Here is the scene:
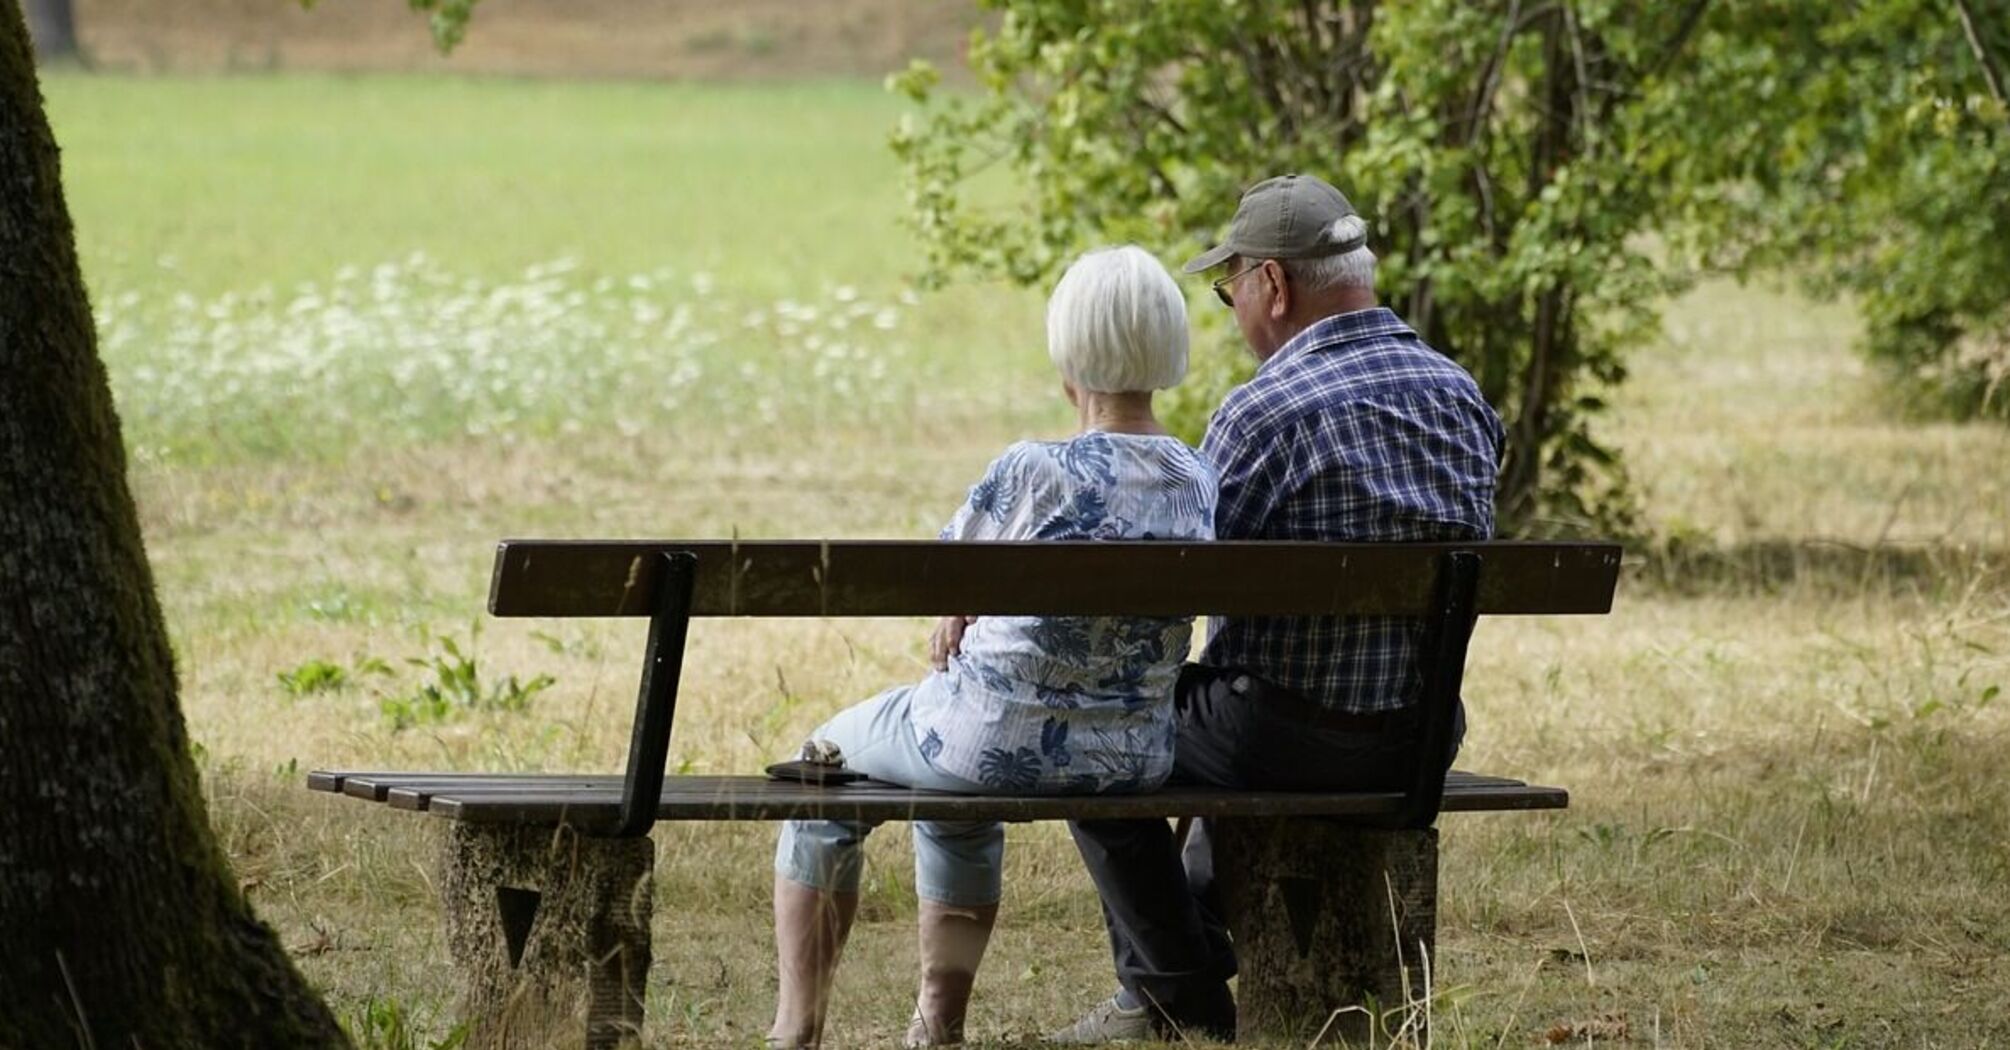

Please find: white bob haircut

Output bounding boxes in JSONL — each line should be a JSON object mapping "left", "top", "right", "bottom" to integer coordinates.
{"left": 1045, "top": 245, "right": 1190, "bottom": 393}
{"left": 1280, "top": 215, "right": 1378, "bottom": 291}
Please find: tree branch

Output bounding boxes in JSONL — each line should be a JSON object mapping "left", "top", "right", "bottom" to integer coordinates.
{"left": 1462, "top": 0, "right": 1522, "bottom": 148}
{"left": 1642, "top": 0, "right": 1712, "bottom": 85}
{"left": 1954, "top": 0, "right": 2008, "bottom": 105}
{"left": 1139, "top": 94, "right": 1189, "bottom": 137}
{"left": 1562, "top": 3, "right": 1597, "bottom": 144}
{"left": 1595, "top": 0, "right": 1711, "bottom": 127}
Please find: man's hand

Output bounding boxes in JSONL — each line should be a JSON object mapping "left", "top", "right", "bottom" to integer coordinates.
{"left": 929, "top": 615, "right": 978, "bottom": 671}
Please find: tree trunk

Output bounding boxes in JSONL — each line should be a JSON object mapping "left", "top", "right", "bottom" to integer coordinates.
{"left": 1497, "top": 8, "right": 1582, "bottom": 526}
{"left": 0, "top": 3, "right": 347, "bottom": 1046}
{"left": 20, "top": 0, "right": 75, "bottom": 63}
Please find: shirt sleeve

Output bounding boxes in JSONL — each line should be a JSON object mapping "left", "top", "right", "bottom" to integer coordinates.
{"left": 1200, "top": 413, "right": 1289, "bottom": 540}
{"left": 941, "top": 443, "right": 1074, "bottom": 541}
{"left": 939, "top": 444, "right": 1030, "bottom": 541}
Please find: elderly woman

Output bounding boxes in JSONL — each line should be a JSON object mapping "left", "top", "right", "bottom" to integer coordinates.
{"left": 768, "top": 246, "right": 1215, "bottom": 1049}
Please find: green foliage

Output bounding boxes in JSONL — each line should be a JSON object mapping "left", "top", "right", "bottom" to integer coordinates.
{"left": 1158, "top": 314, "right": 1255, "bottom": 447}
{"left": 299, "top": 0, "right": 480, "bottom": 54}
{"left": 379, "top": 630, "right": 554, "bottom": 731}
{"left": 892, "top": 0, "right": 2010, "bottom": 529}
{"left": 1662, "top": 0, "right": 2010, "bottom": 421}
{"left": 346, "top": 998, "right": 466, "bottom": 1050}
{"left": 891, "top": 1, "right": 1731, "bottom": 532}
{"left": 276, "top": 655, "right": 393, "bottom": 700}
{"left": 276, "top": 659, "right": 347, "bottom": 697}
{"left": 404, "top": 0, "right": 481, "bottom": 52}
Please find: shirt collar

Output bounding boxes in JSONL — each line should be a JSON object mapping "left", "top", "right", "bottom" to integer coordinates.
{"left": 1257, "top": 307, "right": 1413, "bottom": 375}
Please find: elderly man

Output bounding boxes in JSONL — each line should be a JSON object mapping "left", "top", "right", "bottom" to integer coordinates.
{"left": 1051, "top": 175, "right": 1505, "bottom": 1043}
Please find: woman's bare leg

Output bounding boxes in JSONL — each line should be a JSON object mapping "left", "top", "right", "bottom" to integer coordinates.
{"left": 770, "top": 874, "right": 860, "bottom": 1048}
{"left": 907, "top": 898, "right": 1000, "bottom": 1046}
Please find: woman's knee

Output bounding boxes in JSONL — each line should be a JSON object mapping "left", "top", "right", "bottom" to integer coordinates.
{"left": 775, "top": 818, "right": 874, "bottom": 894}
{"left": 913, "top": 820, "right": 1005, "bottom": 907}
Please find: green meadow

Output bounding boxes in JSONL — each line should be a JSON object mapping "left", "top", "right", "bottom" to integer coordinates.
{"left": 44, "top": 72, "right": 2010, "bottom": 1047}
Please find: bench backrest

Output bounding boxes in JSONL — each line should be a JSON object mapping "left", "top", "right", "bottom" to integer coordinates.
{"left": 488, "top": 540, "right": 1621, "bottom": 617}
{"left": 487, "top": 539, "right": 1622, "bottom": 837}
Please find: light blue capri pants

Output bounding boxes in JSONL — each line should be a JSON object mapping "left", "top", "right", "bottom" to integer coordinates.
{"left": 774, "top": 685, "right": 1005, "bottom": 908}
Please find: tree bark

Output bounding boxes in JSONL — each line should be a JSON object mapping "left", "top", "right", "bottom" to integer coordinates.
{"left": 20, "top": 0, "right": 75, "bottom": 63}
{"left": 0, "top": 2, "right": 347, "bottom": 1045}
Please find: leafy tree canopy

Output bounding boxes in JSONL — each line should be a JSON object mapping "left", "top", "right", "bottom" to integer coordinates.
{"left": 1674, "top": 0, "right": 2009, "bottom": 420}
{"left": 891, "top": 0, "right": 2010, "bottom": 532}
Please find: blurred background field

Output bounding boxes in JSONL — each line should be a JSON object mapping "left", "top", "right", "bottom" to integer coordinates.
{"left": 63, "top": 0, "right": 977, "bottom": 81}
{"left": 41, "top": 48, "right": 2010, "bottom": 1050}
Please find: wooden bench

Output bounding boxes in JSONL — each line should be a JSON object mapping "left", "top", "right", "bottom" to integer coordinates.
{"left": 308, "top": 539, "right": 1619, "bottom": 1048}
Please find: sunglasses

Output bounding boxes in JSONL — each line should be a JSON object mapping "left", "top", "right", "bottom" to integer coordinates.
{"left": 1211, "top": 260, "right": 1264, "bottom": 307}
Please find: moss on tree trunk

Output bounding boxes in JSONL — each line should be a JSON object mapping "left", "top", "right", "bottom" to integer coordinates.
{"left": 0, "top": 1, "right": 347, "bottom": 1044}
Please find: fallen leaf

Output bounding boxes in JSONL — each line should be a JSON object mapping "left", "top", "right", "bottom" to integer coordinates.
{"left": 1544, "top": 1012, "right": 1630, "bottom": 1043}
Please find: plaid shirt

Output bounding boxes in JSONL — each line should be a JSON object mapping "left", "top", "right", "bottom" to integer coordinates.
{"left": 1199, "top": 307, "right": 1503, "bottom": 713}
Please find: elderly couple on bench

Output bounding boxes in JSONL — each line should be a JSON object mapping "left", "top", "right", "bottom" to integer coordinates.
{"left": 767, "top": 173, "right": 1502, "bottom": 1048}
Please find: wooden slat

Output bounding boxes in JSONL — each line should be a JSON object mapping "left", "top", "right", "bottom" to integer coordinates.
{"left": 311, "top": 771, "right": 624, "bottom": 801}
{"left": 383, "top": 776, "right": 622, "bottom": 811}
{"left": 336, "top": 772, "right": 608, "bottom": 803}
{"left": 312, "top": 770, "right": 1534, "bottom": 804}
{"left": 306, "top": 770, "right": 350, "bottom": 792}
{"left": 487, "top": 540, "right": 1621, "bottom": 619}
{"left": 307, "top": 771, "right": 1566, "bottom": 826}
{"left": 431, "top": 783, "right": 1567, "bottom": 826}
{"left": 384, "top": 779, "right": 1546, "bottom": 813}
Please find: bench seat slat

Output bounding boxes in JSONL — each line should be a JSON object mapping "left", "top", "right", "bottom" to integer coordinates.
{"left": 332, "top": 772, "right": 620, "bottom": 802}
{"left": 316, "top": 771, "right": 1531, "bottom": 803}
{"left": 309, "top": 770, "right": 1566, "bottom": 825}
{"left": 489, "top": 540, "right": 1622, "bottom": 618}
{"left": 370, "top": 771, "right": 1536, "bottom": 811}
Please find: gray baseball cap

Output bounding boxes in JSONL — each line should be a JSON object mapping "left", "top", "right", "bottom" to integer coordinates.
{"left": 1181, "top": 174, "right": 1366, "bottom": 274}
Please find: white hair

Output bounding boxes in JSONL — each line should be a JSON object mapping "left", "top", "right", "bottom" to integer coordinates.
{"left": 1281, "top": 215, "right": 1377, "bottom": 291}
{"left": 1045, "top": 245, "right": 1190, "bottom": 393}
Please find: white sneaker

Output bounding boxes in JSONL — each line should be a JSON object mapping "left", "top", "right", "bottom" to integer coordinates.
{"left": 1045, "top": 996, "right": 1154, "bottom": 1043}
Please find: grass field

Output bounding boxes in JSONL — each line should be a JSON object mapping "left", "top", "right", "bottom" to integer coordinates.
{"left": 43, "top": 71, "right": 2010, "bottom": 1048}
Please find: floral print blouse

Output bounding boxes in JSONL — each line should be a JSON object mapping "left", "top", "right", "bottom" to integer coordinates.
{"left": 906, "top": 431, "right": 1217, "bottom": 793}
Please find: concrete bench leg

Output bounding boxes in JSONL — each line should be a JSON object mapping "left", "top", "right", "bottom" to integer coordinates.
{"left": 1214, "top": 820, "right": 1438, "bottom": 1046}
{"left": 438, "top": 823, "right": 655, "bottom": 1050}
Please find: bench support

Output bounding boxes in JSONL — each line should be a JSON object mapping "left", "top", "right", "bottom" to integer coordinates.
{"left": 616, "top": 550, "right": 697, "bottom": 838}
{"left": 1216, "top": 819, "right": 1438, "bottom": 1046}
{"left": 438, "top": 823, "right": 655, "bottom": 1050}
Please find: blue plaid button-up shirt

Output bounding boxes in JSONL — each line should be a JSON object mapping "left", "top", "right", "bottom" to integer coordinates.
{"left": 1199, "top": 307, "right": 1504, "bottom": 713}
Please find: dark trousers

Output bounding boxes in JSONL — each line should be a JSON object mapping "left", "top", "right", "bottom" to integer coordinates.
{"left": 1068, "top": 664, "right": 1466, "bottom": 1035}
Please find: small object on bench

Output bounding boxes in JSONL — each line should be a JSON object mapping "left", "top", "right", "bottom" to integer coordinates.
{"left": 765, "top": 738, "right": 870, "bottom": 785}
{"left": 308, "top": 539, "right": 1620, "bottom": 1048}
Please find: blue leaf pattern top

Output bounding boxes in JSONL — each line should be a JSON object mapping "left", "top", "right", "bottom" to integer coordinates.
{"left": 1039, "top": 717, "right": 1072, "bottom": 767}
{"left": 976, "top": 747, "right": 1044, "bottom": 791}
{"left": 911, "top": 433, "right": 1218, "bottom": 794}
